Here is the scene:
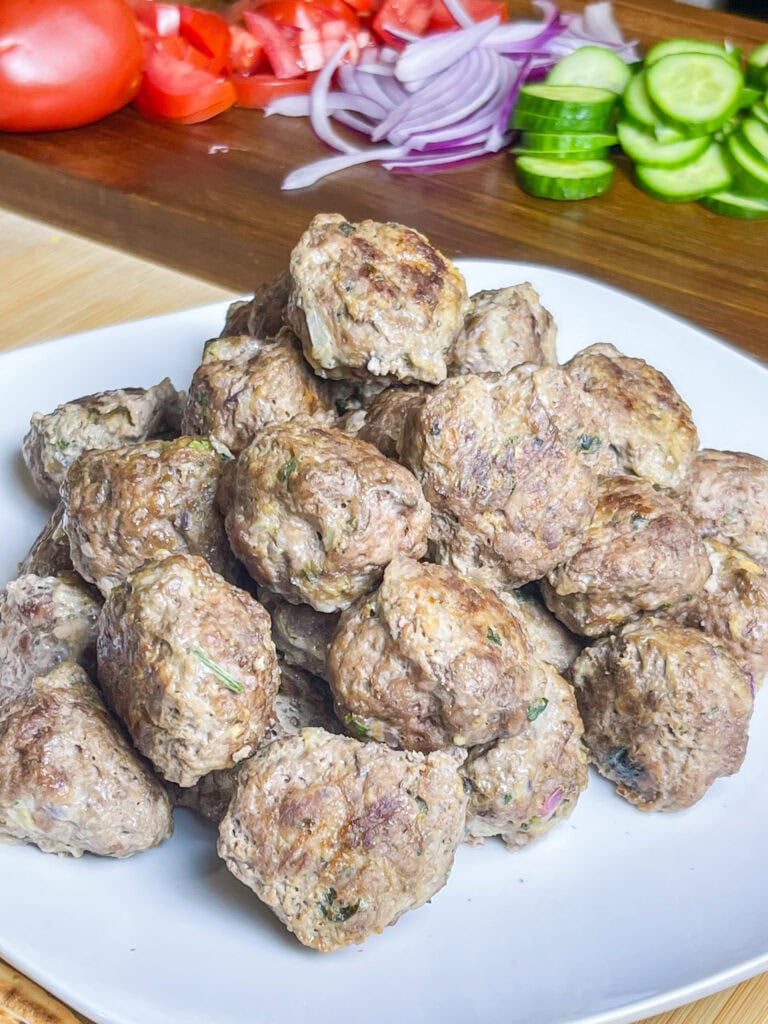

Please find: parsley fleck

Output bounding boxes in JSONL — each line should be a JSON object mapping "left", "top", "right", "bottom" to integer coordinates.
{"left": 577, "top": 434, "right": 602, "bottom": 454}
{"left": 319, "top": 887, "right": 359, "bottom": 922}
{"left": 429, "top": 423, "right": 442, "bottom": 436}
{"left": 339, "top": 221, "right": 355, "bottom": 237}
{"left": 526, "top": 697, "right": 549, "bottom": 721}
{"left": 277, "top": 456, "right": 298, "bottom": 487}
{"left": 415, "top": 796, "right": 429, "bottom": 815}
{"left": 57, "top": 439, "right": 71, "bottom": 452}
{"left": 606, "top": 746, "right": 643, "bottom": 786}
{"left": 487, "top": 626, "right": 503, "bottom": 647}
{"left": 462, "top": 776, "right": 474, "bottom": 795}
{"left": 344, "top": 713, "right": 371, "bottom": 737}
{"left": 195, "top": 390, "right": 209, "bottom": 407}
{"left": 630, "top": 512, "right": 648, "bottom": 528}
{"left": 503, "top": 793, "right": 513, "bottom": 805}
{"left": 186, "top": 438, "right": 213, "bottom": 451}
{"left": 189, "top": 648, "right": 244, "bottom": 693}
{"left": 301, "top": 563, "right": 321, "bottom": 585}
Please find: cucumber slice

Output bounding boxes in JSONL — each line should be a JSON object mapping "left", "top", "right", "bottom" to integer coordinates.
{"left": 700, "top": 189, "right": 768, "bottom": 219}
{"left": 635, "top": 142, "right": 732, "bottom": 201}
{"left": 514, "top": 84, "right": 618, "bottom": 132}
{"left": 516, "top": 156, "right": 614, "bottom": 200}
{"left": 520, "top": 130, "right": 618, "bottom": 153}
{"left": 513, "top": 147, "right": 610, "bottom": 160}
{"left": 740, "top": 117, "right": 768, "bottom": 162}
{"left": 546, "top": 45, "right": 631, "bottom": 95}
{"left": 752, "top": 102, "right": 768, "bottom": 128}
{"left": 622, "top": 73, "right": 691, "bottom": 141}
{"left": 746, "top": 42, "right": 768, "bottom": 90}
{"left": 617, "top": 120, "right": 710, "bottom": 167}
{"left": 645, "top": 38, "right": 740, "bottom": 67}
{"left": 727, "top": 133, "right": 768, "bottom": 197}
{"left": 645, "top": 53, "right": 744, "bottom": 133}
{"left": 739, "top": 87, "right": 763, "bottom": 109}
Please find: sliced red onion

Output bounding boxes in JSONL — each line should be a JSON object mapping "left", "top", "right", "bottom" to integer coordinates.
{"left": 283, "top": 144, "right": 406, "bottom": 190}
{"left": 541, "top": 787, "right": 564, "bottom": 819}
{"left": 267, "top": 92, "right": 386, "bottom": 119}
{"left": 485, "top": 55, "right": 530, "bottom": 152}
{"left": 395, "top": 17, "right": 499, "bottom": 84}
{"left": 438, "top": 0, "right": 476, "bottom": 30}
{"left": 383, "top": 143, "right": 489, "bottom": 171}
{"left": 309, "top": 39, "right": 358, "bottom": 155}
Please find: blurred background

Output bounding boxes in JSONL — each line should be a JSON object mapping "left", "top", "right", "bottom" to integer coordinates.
{"left": 688, "top": 0, "right": 766, "bottom": 12}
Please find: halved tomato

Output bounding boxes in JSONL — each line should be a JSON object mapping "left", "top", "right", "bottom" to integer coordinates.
{"left": 232, "top": 71, "right": 313, "bottom": 107}
{"left": 134, "top": 48, "right": 236, "bottom": 122}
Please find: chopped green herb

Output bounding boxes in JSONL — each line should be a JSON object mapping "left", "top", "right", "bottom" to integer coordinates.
{"left": 507, "top": 434, "right": 520, "bottom": 446}
{"left": 683, "top": 592, "right": 694, "bottom": 602}
{"left": 526, "top": 697, "right": 549, "bottom": 721}
{"left": 189, "top": 648, "right": 244, "bottom": 693}
{"left": 606, "top": 746, "right": 643, "bottom": 787}
{"left": 344, "top": 713, "right": 371, "bottom": 737}
{"left": 462, "top": 776, "right": 474, "bottom": 795}
{"left": 57, "top": 438, "right": 71, "bottom": 452}
{"left": 630, "top": 512, "right": 648, "bottom": 528}
{"left": 339, "top": 221, "right": 355, "bottom": 236}
{"left": 277, "top": 456, "right": 298, "bottom": 487}
{"left": 503, "top": 793, "right": 513, "bottom": 805}
{"left": 487, "top": 626, "right": 503, "bottom": 647}
{"left": 577, "top": 434, "right": 602, "bottom": 454}
{"left": 195, "top": 390, "right": 209, "bottom": 407}
{"left": 187, "top": 438, "right": 213, "bottom": 451}
{"left": 301, "top": 563, "right": 321, "bottom": 585}
{"left": 319, "top": 887, "right": 359, "bottom": 922}
{"left": 414, "top": 795, "right": 429, "bottom": 815}
{"left": 429, "top": 423, "right": 442, "bottom": 437}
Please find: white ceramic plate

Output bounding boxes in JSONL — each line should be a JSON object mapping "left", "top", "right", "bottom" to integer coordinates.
{"left": 1, "top": 260, "right": 766, "bottom": 1024}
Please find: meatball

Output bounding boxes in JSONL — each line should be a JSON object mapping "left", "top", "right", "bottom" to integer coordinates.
{"left": 286, "top": 213, "right": 468, "bottom": 384}
{"left": 173, "top": 661, "right": 340, "bottom": 822}
{"left": 328, "top": 557, "right": 539, "bottom": 751}
{"left": 0, "top": 573, "right": 100, "bottom": 716}
{"left": 258, "top": 589, "right": 338, "bottom": 679}
{"left": 664, "top": 540, "right": 768, "bottom": 688}
{"left": 401, "top": 366, "right": 599, "bottom": 585}
{"left": 182, "top": 328, "right": 330, "bottom": 455}
{"left": 676, "top": 449, "right": 768, "bottom": 568}
{"left": 22, "top": 378, "right": 182, "bottom": 504}
{"left": 449, "top": 284, "right": 557, "bottom": 376}
{"left": 0, "top": 662, "right": 173, "bottom": 857}
{"left": 356, "top": 385, "right": 427, "bottom": 460}
{"left": 17, "top": 504, "right": 72, "bottom": 577}
{"left": 499, "top": 587, "right": 582, "bottom": 674}
{"left": 97, "top": 554, "right": 279, "bottom": 787}
{"left": 63, "top": 436, "right": 236, "bottom": 595}
{"left": 218, "top": 728, "right": 468, "bottom": 951}
{"left": 221, "top": 270, "right": 291, "bottom": 339}
{"left": 463, "top": 663, "right": 588, "bottom": 848}
{"left": 572, "top": 619, "right": 752, "bottom": 811}
{"left": 541, "top": 476, "right": 711, "bottom": 637}
{"left": 564, "top": 343, "right": 698, "bottom": 488}
{"left": 226, "top": 421, "right": 430, "bottom": 612}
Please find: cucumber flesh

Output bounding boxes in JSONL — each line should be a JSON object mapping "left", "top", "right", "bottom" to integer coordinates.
{"left": 645, "top": 53, "right": 744, "bottom": 133}
{"left": 635, "top": 142, "right": 732, "bottom": 200}
{"left": 746, "top": 43, "right": 768, "bottom": 90}
{"left": 645, "top": 38, "right": 740, "bottom": 67}
{"left": 520, "top": 130, "right": 618, "bottom": 153}
{"left": 617, "top": 120, "right": 710, "bottom": 167}
{"left": 622, "top": 72, "right": 659, "bottom": 128}
{"left": 752, "top": 102, "right": 768, "bottom": 128}
{"left": 739, "top": 87, "right": 763, "bottom": 110}
{"left": 513, "top": 147, "right": 610, "bottom": 160}
{"left": 516, "top": 156, "right": 614, "bottom": 200}
{"left": 514, "top": 83, "right": 618, "bottom": 131}
{"left": 547, "top": 45, "right": 631, "bottom": 95}
{"left": 727, "top": 133, "right": 768, "bottom": 196}
{"left": 700, "top": 188, "right": 768, "bottom": 219}
{"left": 740, "top": 117, "right": 768, "bottom": 162}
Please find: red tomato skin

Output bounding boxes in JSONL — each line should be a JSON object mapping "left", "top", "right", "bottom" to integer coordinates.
{"left": 178, "top": 6, "right": 231, "bottom": 71}
{"left": 0, "top": 0, "right": 145, "bottom": 131}
{"left": 133, "top": 48, "right": 236, "bottom": 122}
{"left": 232, "top": 71, "right": 313, "bottom": 107}
{"left": 372, "top": 0, "right": 432, "bottom": 48}
{"left": 428, "top": 0, "right": 506, "bottom": 30}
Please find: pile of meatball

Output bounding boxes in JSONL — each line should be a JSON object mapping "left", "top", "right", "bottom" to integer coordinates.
{"left": 1, "top": 213, "right": 766, "bottom": 953}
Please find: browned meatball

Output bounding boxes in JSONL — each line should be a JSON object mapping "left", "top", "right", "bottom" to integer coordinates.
{"left": 22, "top": 378, "right": 183, "bottom": 504}
{"left": 356, "top": 385, "right": 427, "bottom": 460}
{"left": 226, "top": 421, "right": 430, "bottom": 612}
{"left": 499, "top": 587, "right": 583, "bottom": 674}
{"left": 217, "top": 728, "right": 467, "bottom": 951}
{"left": 564, "top": 343, "right": 698, "bottom": 488}
{"left": 572, "top": 619, "right": 752, "bottom": 811}
{"left": 0, "top": 573, "right": 100, "bottom": 716}
{"left": 63, "top": 436, "right": 236, "bottom": 595}
{"left": 0, "top": 662, "right": 173, "bottom": 857}
{"left": 676, "top": 449, "right": 768, "bottom": 568}
{"left": 401, "top": 366, "right": 600, "bottom": 585}
{"left": 97, "top": 554, "right": 279, "bottom": 787}
{"left": 173, "top": 661, "right": 340, "bottom": 822}
{"left": 463, "top": 663, "right": 587, "bottom": 848}
{"left": 221, "top": 271, "right": 290, "bottom": 339}
{"left": 17, "top": 504, "right": 72, "bottom": 577}
{"left": 286, "top": 213, "right": 468, "bottom": 384}
{"left": 258, "top": 589, "right": 338, "bottom": 679}
{"left": 182, "top": 328, "right": 330, "bottom": 455}
{"left": 328, "top": 557, "right": 538, "bottom": 751}
{"left": 449, "top": 284, "right": 557, "bottom": 376}
{"left": 541, "top": 476, "right": 711, "bottom": 637}
{"left": 663, "top": 541, "right": 768, "bottom": 688}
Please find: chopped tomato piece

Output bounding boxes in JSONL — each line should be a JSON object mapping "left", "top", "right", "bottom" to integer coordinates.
{"left": 178, "top": 6, "right": 231, "bottom": 71}
{"left": 134, "top": 48, "right": 236, "bottom": 122}
{"left": 306, "top": 0, "right": 360, "bottom": 29}
{"left": 255, "top": 0, "right": 326, "bottom": 29}
{"left": 130, "top": 0, "right": 181, "bottom": 37}
{"left": 232, "top": 71, "right": 313, "bottom": 107}
{"left": 228, "top": 25, "right": 266, "bottom": 74}
{"left": 337, "top": 0, "right": 374, "bottom": 13}
{"left": 243, "top": 10, "right": 303, "bottom": 78}
{"left": 428, "top": 0, "right": 507, "bottom": 29}
{"left": 373, "top": 0, "right": 432, "bottom": 48}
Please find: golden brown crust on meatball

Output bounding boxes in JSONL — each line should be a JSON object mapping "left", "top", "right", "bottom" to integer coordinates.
{"left": 356, "top": 385, "right": 428, "bottom": 460}
{"left": 221, "top": 271, "right": 291, "bottom": 340}
{"left": 572, "top": 619, "right": 752, "bottom": 811}
{"left": 97, "top": 555, "right": 279, "bottom": 787}
{"left": 217, "top": 728, "right": 468, "bottom": 950}
{"left": 225, "top": 422, "right": 430, "bottom": 612}
{"left": 286, "top": 214, "right": 469, "bottom": 384}
{"left": 258, "top": 589, "right": 338, "bottom": 679}
{"left": 0, "top": 663, "right": 173, "bottom": 857}
{"left": 17, "top": 504, "right": 73, "bottom": 578}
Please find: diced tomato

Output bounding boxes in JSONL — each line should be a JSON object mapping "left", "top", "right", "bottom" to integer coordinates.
{"left": 228, "top": 25, "right": 266, "bottom": 74}
{"left": 232, "top": 71, "right": 313, "bottom": 107}
{"left": 130, "top": 0, "right": 181, "bottom": 37}
{"left": 309, "top": 0, "right": 361, "bottom": 29}
{"left": 243, "top": 10, "right": 303, "bottom": 78}
{"left": 255, "top": 0, "right": 326, "bottom": 29}
{"left": 338, "top": 0, "right": 374, "bottom": 13}
{"left": 133, "top": 48, "right": 236, "bottom": 122}
{"left": 428, "top": 0, "right": 507, "bottom": 30}
{"left": 178, "top": 6, "right": 231, "bottom": 71}
{"left": 372, "top": 0, "right": 432, "bottom": 48}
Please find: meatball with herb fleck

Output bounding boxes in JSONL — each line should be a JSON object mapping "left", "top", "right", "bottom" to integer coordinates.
{"left": 463, "top": 663, "right": 588, "bottom": 848}
{"left": 449, "top": 283, "right": 557, "bottom": 376}
{"left": 572, "top": 619, "right": 753, "bottom": 812}
{"left": 541, "top": 475, "right": 711, "bottom": 637}
{"left": 97, "top": 554, "right": 279, "bottom": 787}
{"left": 401, "top": 366, "right": 600, "bottom": 586}
{"left": 0, "top": 572, "right": 100, "bottom": 716}
{"left": 0, "top": 662, "right": 173, "bottom": 858}
{"left": 226, "top": 421, "right": 430, "bottom": 612}
{"left": 182, "top": 328, "right": 330, "bottom": 455}
{"left": 286, "top": 213, "right": 469, "bottom": 384}
{"left": 22, "top": 378, "right": 183, "bottom": 504}
{"left": 218, "top": 728, "right": 468, "bottom": 951}
{"left": 327, "top": 557, "right": 539, "bottom": 752}
{"left": 63, "top": 436, "right": 237, "bottom": 595}
{"left": 564, "top": 343, "right": 698, "bottom": 489}
{"left": 676, "top": 449, "right": 768, "bottom": 568}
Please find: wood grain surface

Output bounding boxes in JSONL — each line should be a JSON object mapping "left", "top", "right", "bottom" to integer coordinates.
{"left": 0, "top": 0, "right": 766, "bottom": 361}
{"left": 0, "top": 207, "right": 766, "bottom": 1024}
